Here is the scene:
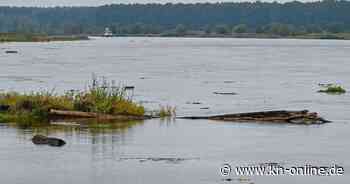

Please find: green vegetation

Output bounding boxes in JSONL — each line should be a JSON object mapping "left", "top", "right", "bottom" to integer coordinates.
{"left": 1, "top": 0, "right": 350, "bottom": 39}
{"left": 0, "top": 33, "right": 88, "bottom": 42}
{"left": 0, "top": 76, "right": 145, "bottom": 124}
{"left": 175, "top": 24, "right": 187, "bottom": 36}
{"left": 151, "top": 105, "right": 176, "bottom": 118}
{"left": 318, "top": 84, "right": 346, "bottom": 94}
{"left": 0, "top": 33, "right": 36, "bottom": 42}
{"left": 233, "top": 24, "right": 248, "bottom": 34}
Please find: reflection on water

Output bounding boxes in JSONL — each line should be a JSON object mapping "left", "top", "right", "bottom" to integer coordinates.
{"left": 0, "top": 117, "right": 348, "bottom": 184}
{"left": 7, "top": 119, "right": 145, "bottom": 145}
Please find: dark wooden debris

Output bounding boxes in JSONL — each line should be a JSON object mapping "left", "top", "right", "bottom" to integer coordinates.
{"left": 32, "top": 135, "right": 66, "bottom": 147}
{"left": 213, "top": 92, "right": 237, "bottom": 95}
{"left": 179, "top": 110, "right": 330, "bottom": 124}
{"left": 5, "top": 50, "right": 18, "bottom": 54}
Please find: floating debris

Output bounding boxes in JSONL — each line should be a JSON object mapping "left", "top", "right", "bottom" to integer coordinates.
{"left": 124, "top": 86, "right": 135, "bottom": 90}
{"left": 180, "top": 110, "right": 330, "bottom": 125}
{"left": 258, "top": 162, "right": 284, "bottom": 167}
{"left": 223, "top": 81, "right": 235, "bottom": 84}
{"left": 213, "top": 92, "right": 237, "bottom": 95}
{"left": 32, "top": 135, "right": 66, "bottom": 147}
{"left": 222, "top": 178, "right": 233, "bottom": 182}
{"left": 139, "top": 77, "right": 150, "bottom": 80}
{"left": 119, "top": 157, "right": 199, "bottom": 164}
{"left": 139, "top": 100, "right": 158, "bottom": 104}
{"left": 186, "top": 101, "right": 202, "bottom": 105}
{"left": 221, "top": 177, "right": 252, "bottom": 183}
{"left": 318, "top": 83, "right": 334, "bottom": 87}
{"left": 5, "top": 50, "right": 18, "bottom": 54}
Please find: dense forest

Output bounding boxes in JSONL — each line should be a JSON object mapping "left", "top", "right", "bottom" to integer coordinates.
{"left": 0, "top": 0, "right": 350, "bottom": 36}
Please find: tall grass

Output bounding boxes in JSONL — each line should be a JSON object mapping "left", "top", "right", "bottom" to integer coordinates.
{"left": 0, "top": 75, "right": 145, "bottom": 124}
{"left": 150, "top": 105, "right": 176, "bottom": 118}
{"left": 0, "top": 90, "right": 75, "bottom": 122}
{"left": 72, "top": 75, "right": 144, "bottom": 116}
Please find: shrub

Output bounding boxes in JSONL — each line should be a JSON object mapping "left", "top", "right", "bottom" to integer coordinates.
{"left": 318, "top": 84, "right": 346, "bottom": 94}
{"left": 157, "top": 105, "right": 176, "bottom": 118}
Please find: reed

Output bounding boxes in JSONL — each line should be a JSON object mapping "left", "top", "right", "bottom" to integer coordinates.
{"left": 0, "top": 75, "right": 145, "bottom": 124}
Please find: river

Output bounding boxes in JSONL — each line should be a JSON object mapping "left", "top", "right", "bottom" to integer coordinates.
{"left": 0, "top": 37, "right": 349, "bottom": 183}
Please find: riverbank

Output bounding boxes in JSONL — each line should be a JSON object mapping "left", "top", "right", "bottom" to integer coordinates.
{"left": 94, "top": 32, "right": 350, "bottom": 40}
{"left": 2, "top": 32, "right": 349, "bottom": 42}
{"left": 0, "top": 33, "right": 89, "bottom": 42}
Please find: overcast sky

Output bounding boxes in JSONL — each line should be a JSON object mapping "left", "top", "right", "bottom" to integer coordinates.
{"left": 0, "top": 0, "right": 310, "bottom": 7}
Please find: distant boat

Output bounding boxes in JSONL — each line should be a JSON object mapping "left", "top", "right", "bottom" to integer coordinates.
{"left": 103, "top": 27, "right": 113, "bottom": 37}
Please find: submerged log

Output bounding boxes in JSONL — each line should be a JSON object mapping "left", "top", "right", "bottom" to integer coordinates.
{"left": 49, "top": 109, "right": 151, "bottom": 121}
{"left": 180, "top": 110, "right": 330, "bottom": 124}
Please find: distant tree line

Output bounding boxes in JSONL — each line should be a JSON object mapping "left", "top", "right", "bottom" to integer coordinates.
{"left": 0, "top": 0, "right": 350, "bottom": 36}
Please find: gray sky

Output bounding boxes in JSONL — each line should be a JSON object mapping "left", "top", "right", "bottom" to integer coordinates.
{"left": 0, "top": 0, "right": 308, "bottom": 7}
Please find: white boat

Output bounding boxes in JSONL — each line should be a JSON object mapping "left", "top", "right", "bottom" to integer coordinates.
{"left": 103, "top": 27, "right": 113, "bottom": 37}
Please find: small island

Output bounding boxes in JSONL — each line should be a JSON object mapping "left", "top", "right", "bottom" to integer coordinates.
{"left": 0, "top": 76, "right": 146, "bottom": 126}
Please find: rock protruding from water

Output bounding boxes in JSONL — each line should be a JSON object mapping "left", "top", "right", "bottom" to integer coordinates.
{"left": 32, "top": 135, "right": 66, "bottom": 147}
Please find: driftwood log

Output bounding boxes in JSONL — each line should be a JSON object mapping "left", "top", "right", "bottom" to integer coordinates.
{"left": 180, "top": 110, "right": 330, "bottom": 124}
{"left": 49, "top": 109, "right": 151, "bottom": 121}
{"left": 49, "top": 109, "right": 329, "bottom": 124}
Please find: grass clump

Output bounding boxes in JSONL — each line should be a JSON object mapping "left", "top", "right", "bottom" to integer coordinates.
{"left": 152, "top": 105, "right": 176, "bottom": 118}
{"left": 318, "top": 84, "right": 346, "bottom": 94}
{"left": 0, "top": 90, "right": 75, "bottom": 123}
{"left": 0, "top": 75, "right": 145, "bottom": 124}
{"left": 72, "top": 75, "right": 144, "bottom": 116}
